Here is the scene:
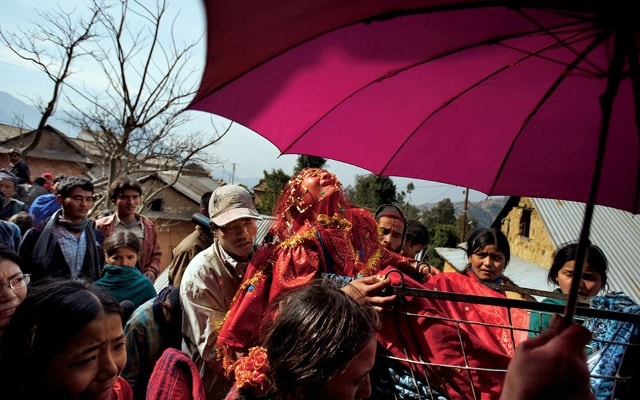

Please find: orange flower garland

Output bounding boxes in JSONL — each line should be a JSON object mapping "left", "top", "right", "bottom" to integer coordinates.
{"left": 234, "top": 346, "right": 273, "bottom": 396}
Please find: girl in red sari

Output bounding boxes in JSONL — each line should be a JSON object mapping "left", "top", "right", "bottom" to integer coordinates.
{"left": 218, "top": 168, "right": 528, "bottom": 400}
{"left": 216, "top": 168, "right": 422, "bottom": 367}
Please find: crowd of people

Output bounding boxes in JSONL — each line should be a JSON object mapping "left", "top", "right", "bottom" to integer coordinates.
{"left": 0, "top": 154, "right": 634, "bottom": 399}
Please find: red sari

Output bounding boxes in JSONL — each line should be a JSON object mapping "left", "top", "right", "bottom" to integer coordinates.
{"left": 378, "top": 267, "right": 530, "bottom": 400}
{"left": 216, "top": 207, "right": 408, "bottom": 366}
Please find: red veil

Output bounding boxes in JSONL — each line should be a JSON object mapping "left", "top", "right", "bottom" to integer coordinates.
{"left": 216, "top": 168, "right": 408, "bottom": 367}
{"left": 217, "top": 168, "right": 530, "bottom": 399}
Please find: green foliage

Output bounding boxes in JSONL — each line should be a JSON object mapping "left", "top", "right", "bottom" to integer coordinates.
{"left": 400, "top": 199, "right": 421, "bottom": 220}
{"left": 406, "top": 182, "right": 415, "bottom": 193}
{"left": 256, "top": 169, "right": 291, "bottom": 215}
{"left": 420, "top": 199, "right": 458, "bottom": 268}
{"left": 423, "top": 224, "right": 460, "bottom": 268}
{"left": 292, "top": 155, "right": 327, "bottom": 175}
{"left": 349, "top": 173, "right": 397, "bottom": 210}
{"left": 423, "top": 198, "right": 456, "bottom": 228}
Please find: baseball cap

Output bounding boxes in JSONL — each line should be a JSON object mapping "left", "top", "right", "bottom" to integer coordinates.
{"left": 0, "top": 169, "right": 18, "bottom": 184}
{"left": 209, "top": 185, "right": 260, "bottom": 227}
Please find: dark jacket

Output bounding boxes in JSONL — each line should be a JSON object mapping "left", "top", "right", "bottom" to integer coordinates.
{"left": 19, "top": 213, "right": 104, "bottom": 283}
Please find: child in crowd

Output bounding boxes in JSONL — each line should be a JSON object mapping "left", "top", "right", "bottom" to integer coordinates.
{"left": 529, "top": 242, "right": 608, "bottom": 336}
{"left": 0, "top": 279, "right": 132, "bottom": 399}
{"left": 94, "top": 230, "right": 157, "bottom": 311}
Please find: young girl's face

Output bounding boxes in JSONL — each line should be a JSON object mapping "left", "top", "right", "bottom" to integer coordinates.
{"left": 556, "top": 260, "right": 603, "bottom": 298}
{"left": 46, "top": 311, "right": 126, "bottom": 400}
{"left": 106, "top": 247, "right": 138, "bottom": 267}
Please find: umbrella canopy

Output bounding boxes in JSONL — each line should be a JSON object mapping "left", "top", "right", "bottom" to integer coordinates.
{"left": 190, "top": 0, "right": 640, "bottom": 321}
{"left": 190, "top": 0, "right": 639, "bottom": 215}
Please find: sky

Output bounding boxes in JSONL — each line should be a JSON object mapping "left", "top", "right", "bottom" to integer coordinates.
{"left": 0, "top": 0, "right": 488, "bottom": 205}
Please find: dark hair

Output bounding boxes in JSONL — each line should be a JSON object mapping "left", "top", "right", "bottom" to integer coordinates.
{"left": 244, "top": 283, "right": 379, "bottom": 399}
{"left": 103, "top": 230, "right": 141, "bottom": 256}
{"left": 0, "top": 279, "right": 122, "bottom": 399}
{"left": 56, "top": 176, "right": 94, "bottom": 198}
{"left": 33, "top": 176, "right": 46, "bottom": 186}
{"left": 9, "top": 211, "right": 34, "bottom": 236}
{"left": 200, "top": 191, "right": 213, "bottom": 210}
{"left": 405, "top": 219, "right": 429, "bottom": 247}
{"left": 109, "top": 175, "right": 142, "bottom": 203}
{"left": 0, "top": 243, "right": 23, "bottom": 267}
{"left": 53, "top": 174, "right": 66, "bottom": 184}
{"left": 548, "top": 242, "right": 608, "bottom": 288}
{"left": 166, "top": 285, "right": 182, "bottom": 322}
{"left": 466, "top": 228, "right": 510, "bottom": 266}
{"left": 374, "top": 203, "right": 408, "bottom": 244}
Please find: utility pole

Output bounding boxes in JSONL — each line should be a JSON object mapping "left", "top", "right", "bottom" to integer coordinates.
{"left": 460, "top": 188, "right": 469, "bottom": 242}
{"left": 231, "top": 163, "right": 236, "bottom": 184}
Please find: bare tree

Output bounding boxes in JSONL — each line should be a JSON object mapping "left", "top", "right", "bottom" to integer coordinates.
{"left": 65, "top": 0, "right": 225, "bottom": 200}
{"left": 0, "top": 3, "right": 101, "bottom": 153}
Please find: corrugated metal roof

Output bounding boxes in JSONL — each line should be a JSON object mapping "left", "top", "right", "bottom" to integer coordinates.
{"left": 435, "top": 246, "right": 551, "bottom": 301}
{"left": 257, "top": 216, "right": 277, "bottom": 245}
{"left": 531, "top": 198, "right": 640, "bottom": 304}
{"left": 0, "top": 124, "right": 28, "bottom": 142}
{"left": 152, "top": 171, "right": 223, "bottom": 203}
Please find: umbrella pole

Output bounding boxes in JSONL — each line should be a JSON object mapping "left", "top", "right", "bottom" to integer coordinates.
{"left": 563, "top": 28, "right": 629, "bottom": 324}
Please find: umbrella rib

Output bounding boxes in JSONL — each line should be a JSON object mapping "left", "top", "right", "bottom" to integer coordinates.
{"left": 379, "top": 24, "right": 597, "bottom": 176}
{"left": 489, "top": 32, "right": 609, "bottom": 195}
{"left": 518, "top": 8, "right": 606, "bottom": 75}
{"left": 284, "top": 15, "right": 588, "bottom": 158}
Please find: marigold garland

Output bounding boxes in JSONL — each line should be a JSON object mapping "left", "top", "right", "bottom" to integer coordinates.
{"left": 234, "top": 346, "right": 273, "bottom": 396}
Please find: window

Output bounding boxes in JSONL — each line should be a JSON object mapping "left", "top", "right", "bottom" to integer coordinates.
{"left": 519, "top": 209, "right": 532, "bottom": 238}
{"left": 150, "top": 198, "right": 163, "bottom": 212}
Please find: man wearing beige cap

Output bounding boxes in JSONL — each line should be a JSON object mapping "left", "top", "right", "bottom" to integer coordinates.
{"left": 180, "top": 184, "right": 260, "bottom": 399}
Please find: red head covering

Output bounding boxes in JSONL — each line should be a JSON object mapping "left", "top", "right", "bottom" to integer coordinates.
{"left": 272, "top": 168, "right": 349, "bottom": 237}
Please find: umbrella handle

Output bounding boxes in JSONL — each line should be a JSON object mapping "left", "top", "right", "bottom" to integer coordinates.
{"left": 563, "top": 25, "right": 631, "bottom": 324}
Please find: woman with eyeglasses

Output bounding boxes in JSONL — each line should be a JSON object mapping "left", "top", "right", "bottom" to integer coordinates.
{"left": 0, "top": 243, "right": 28, "bottom": 338}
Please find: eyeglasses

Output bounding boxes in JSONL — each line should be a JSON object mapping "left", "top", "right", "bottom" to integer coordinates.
{"left": 0, "top": 274, "right": 30, "bottom": 291}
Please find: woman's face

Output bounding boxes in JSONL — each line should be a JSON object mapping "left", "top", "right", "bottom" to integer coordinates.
{"left": 315, "top": 337, "right": 377, "bottom": 400}
{"left": 556, "top": 260, "right": 603, "bottom": 298}
{"left": 468, "top": 244, "right": 507, "bottom": 282}
{"left": 46, "top": 311, "right": 126, "bottom": 400}
{"left": 0, "top": 259, "right": 27, "bottom": 332}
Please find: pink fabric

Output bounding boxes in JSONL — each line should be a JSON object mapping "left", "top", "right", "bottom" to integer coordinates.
{"left": 114, "top": 375, "right": 134, "bottom": 400}
{"left": 191, "top": 1, "right": 639, "bottom": 214}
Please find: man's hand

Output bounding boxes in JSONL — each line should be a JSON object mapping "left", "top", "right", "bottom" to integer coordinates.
{"left": 500, "top": 314, "right": 594, "bottom": 400}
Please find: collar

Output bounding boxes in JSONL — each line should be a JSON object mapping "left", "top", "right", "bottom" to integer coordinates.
{"left": 115, "top": 213, "right": 140, "bottom": 228}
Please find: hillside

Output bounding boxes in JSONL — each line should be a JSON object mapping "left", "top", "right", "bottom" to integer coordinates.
{"left": 456, "top": 197, "right": 508, "bottom": 227}
{"left": 420, "top": 196, "right": 507, "bottom": 228}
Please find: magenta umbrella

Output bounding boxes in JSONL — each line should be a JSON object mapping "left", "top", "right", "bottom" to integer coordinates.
{"left": 189, "top": 0, "right": 639, "bottom": 319}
